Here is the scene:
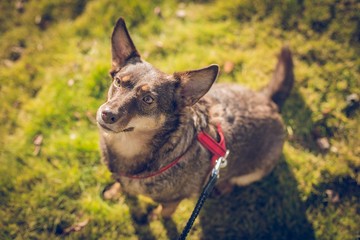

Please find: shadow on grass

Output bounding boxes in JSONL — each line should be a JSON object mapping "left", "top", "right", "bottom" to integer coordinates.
{"left": 124, "top": 196, "right": 157, "bottom": 240}
{"left": 281, "top": 87, "right": 339, "bottom": 154}
{"left": 163, "top": 218, "right": 179, "bottom": 240}
{"left": 199, "top": 157, "right": 315, "bottom": 240}
{"left": 281, "top": 88, "right": 319, "bottom": 152}
{"left": 305, "top": 172, "right": 360, "bottom": 209}
{"left": 124, "top": 195, "right": 179, "bottom": 240}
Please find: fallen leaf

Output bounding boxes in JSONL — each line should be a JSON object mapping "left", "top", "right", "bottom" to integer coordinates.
{"left": 63, "top": 219, "right": 89, "bottom": 235}
{"left": 3, "top": 59, "right": 14, "bottom": 67}
{"left": 316, "top": 137, "right": 330, "bottom": 151}
{"left": 67, "top": 79, "right": 75, "bottom": 86}
{"left": 33, "top": 134, "right": 43, "bottom": 146}
{"left": 33, "top": 134, "right": 43, "bottom": 156}
{"left": 176, "top": 9, "right": 186, "bottom": 19}
{"left": 325, "top": 189, "right": 340, "bottom": 203}
{"left": 156, "top": 41, "right": 164, "bottom": 48}
{"left": 154, "top": 6, "right": 162, "bottom": 18}
{"left": 223, "top": 61, "right": 235, "bottom": 73}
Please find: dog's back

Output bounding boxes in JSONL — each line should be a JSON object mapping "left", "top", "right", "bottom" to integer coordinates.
{"left": 206, "top": 47, "right": 294, "bottom": 188}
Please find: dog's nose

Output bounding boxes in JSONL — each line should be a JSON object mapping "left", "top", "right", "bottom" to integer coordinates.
{"left": 101, "top": 109, "right": 119, "bottom": 124}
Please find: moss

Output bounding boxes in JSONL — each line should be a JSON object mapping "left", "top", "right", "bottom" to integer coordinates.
{"left": 0, "top": 0, "right": 359, "bottom": 239}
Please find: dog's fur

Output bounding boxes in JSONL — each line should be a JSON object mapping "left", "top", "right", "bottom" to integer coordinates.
{"left": 96, "top": 18, "right": 294, "bottom": 217}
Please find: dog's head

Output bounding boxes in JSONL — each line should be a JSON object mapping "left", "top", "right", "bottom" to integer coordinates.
{"left": 96, "top": 18, "right": 219, "bottom": 134}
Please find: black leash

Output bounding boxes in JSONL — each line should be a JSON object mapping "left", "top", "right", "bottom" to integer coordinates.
{"left": 178, "top": 151, "right": 229, "bottom": 240}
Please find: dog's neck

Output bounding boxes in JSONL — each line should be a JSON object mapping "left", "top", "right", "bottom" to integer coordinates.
{"left": 100, "top": 128, "right": 156, "bottom": 175}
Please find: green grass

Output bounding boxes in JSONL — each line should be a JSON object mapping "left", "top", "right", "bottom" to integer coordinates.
{"left": 0, "top": 0, "right": 359, "bottom": 239}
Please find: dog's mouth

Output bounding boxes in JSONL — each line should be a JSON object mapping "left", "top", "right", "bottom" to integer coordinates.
{"left": 122, "top": 127, "right": 134, "bottom": 132}
{"left": 98, "top": 123, "right": 134, "bottom": 133}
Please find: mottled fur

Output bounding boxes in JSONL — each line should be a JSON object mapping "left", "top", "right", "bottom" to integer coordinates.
{"left": 96, "top": 18, "right": 294, "bottom": 217}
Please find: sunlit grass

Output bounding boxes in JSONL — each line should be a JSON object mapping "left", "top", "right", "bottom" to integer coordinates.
{"left": 0, "top": 0, "right": 359, "bottom": 239}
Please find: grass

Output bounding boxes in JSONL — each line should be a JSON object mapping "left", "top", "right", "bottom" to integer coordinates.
{"left": 0, "top": 0, "right": 359, "bottom": 239}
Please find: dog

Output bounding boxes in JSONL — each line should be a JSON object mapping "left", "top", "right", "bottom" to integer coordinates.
{"left": 96, "top": 17, "right": 294, "bottom": 218}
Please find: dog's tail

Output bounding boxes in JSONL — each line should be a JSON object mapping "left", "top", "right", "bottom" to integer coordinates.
{"left": 262, "top": 46, "right": 294, "bottom": 111}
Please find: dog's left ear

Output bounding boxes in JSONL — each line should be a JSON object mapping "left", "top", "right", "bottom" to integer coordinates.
{"left": 175, "top": 64, "right": 219, "bottom": 106}
{"left": 111, "top": 17, "right": 140, "bottom": 70}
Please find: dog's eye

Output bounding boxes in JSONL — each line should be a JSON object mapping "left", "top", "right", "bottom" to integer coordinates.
{"left": 114, "top": 78, "right": 121, "bottom": 87}
{"left": 143, "top": 95, "right": 154, "bottom": 104}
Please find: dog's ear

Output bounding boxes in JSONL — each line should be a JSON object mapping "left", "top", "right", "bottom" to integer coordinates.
{"left": 111, "top": 17, "right": 140, "bottom": 70}
{"left": 175, "top": 64, "right": 219, "bottom": 106}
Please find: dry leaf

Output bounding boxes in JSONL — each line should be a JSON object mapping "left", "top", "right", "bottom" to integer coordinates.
{"left": 154, "top": 6, "right": 162, "bottom": 18}
{"left": 33, "top": 134, "right": 43, "bottom": 156}
{"left": 63, "top": 219, "right": 89, "bottom": 235}
{"left": 325, "top": 189, "right": 340, "bottom": 203}
{"left": 176, "top": 9, "right": 186, "bottom": 19}
{"left": 223, "top": 61, "right": 235, "bottom": 73}
{"left": 316, "top": 137, "right": 330, "bottom": 151}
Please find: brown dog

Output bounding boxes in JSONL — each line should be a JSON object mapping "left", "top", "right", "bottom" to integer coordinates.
{"left": 96, "top": 17, "right": 294, "bottom": 217}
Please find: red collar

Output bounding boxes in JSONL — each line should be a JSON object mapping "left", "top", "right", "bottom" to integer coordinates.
{"left": 120, "top": 124, "right": 227, "bottom": 179}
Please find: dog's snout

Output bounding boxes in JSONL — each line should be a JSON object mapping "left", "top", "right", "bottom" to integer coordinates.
{"left": 101, "top": 109, "right": 119, "bottom": 124}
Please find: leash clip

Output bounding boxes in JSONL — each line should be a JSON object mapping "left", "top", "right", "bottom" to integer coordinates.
{"left": 211, "top": 150, "right": 230, "bottom": 178}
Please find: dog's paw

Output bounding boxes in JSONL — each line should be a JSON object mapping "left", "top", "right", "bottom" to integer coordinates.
{"left": 148, "top": 204, "right": 163, "bottom": 221}
{"left": 102, "top": 182, "right": 122, "bottom": 201}
{"left": 147, "top": 201, "right": 180, "bottom": 221}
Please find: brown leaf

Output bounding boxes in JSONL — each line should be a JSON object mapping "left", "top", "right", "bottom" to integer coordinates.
{"left": 3, "top": 59, "right": 14, "bottom": 67}
{"left": 33, "top": 134, "right": 43, "bottom": 146}
{"left": 176, "top": 9, "right": 186, "bottom": 19}
{"left": 223, "top": 61, "right": 235, "bottom": 74}
{"left": 67, "top": 79, "right": 75, "bottom": 87}
{"left": 316, "top": 137, "right": 330, "bottom": 151}
{"left": 325, "top": 189, "right": 340, "bottom": 203}
{"left": 155, "top": 41, "right": 164, "bottom": 49}
{"left": 154, "top": 6, "right": 162, "bottom": 18}
{"left": 63, "top": 219, "right": 89, "bottom": 235}
{"left": 33, "top": 134, "right": 43, "bottom": 156}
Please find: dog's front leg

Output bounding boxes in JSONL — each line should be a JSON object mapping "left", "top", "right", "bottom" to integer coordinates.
{"left": 150, "top": 200, "right": 181, "bottom": 220}
{"left": 161, "top": 201, "right": 181, "bottom": 217}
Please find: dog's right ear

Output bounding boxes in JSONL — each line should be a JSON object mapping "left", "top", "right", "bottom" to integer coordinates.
{"left": 175, "top": 64, "right": 219, "bottom": 106}
{"left": 111, "top": 18, "right": 140, "bottom": 71}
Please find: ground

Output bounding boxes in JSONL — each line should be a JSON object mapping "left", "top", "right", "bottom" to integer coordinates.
{"left": 0, "top": 0, "right": 359, "bottom": 239}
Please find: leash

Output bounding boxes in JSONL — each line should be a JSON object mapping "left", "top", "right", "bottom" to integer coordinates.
{"left": 178, "top": 125, "right": 229, "bottom": 239}
{"left": 178, "top": 151, "right": 229, "bottom": 240}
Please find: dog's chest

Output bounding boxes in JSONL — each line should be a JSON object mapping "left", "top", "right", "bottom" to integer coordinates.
{"left": 104, "top": 132, "right": 150, "bottom": 158}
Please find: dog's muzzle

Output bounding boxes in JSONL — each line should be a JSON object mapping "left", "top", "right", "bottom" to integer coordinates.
{"left": 96, "top": 106, "right": 134, "bottom": 133}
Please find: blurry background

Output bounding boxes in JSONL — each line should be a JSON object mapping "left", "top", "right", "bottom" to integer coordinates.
{"left": 0, "top": 0, "right": 359, "bottom": 239}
